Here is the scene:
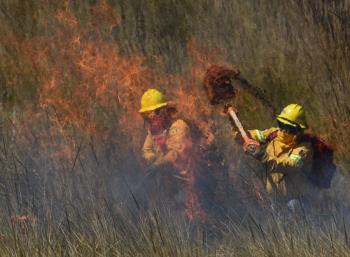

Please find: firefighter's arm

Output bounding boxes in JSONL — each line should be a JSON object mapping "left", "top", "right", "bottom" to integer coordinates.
{"left": 248, "top": 127, "right": 277, "bottom": 143}
{"left": 243, "top": 128, "right": 277, "bottom": 155}
{"left": 142, "top": 132, "right": 156, "bottom": 163}
{"left": 281, "top": 145, "right": 311, "bottom": 169}
{"left": 154, "top": 120, "right": 192, "bottom": 166}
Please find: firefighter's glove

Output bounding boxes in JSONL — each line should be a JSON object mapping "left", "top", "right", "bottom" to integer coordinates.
{"left": 243, "top": 138, "right": 260, "bottom": 156}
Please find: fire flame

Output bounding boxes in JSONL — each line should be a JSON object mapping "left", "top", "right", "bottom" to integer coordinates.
{"left": 10, "top": 0, "right": 232, "bottom": 221}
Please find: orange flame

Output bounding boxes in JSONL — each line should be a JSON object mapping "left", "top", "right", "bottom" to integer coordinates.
{"left": 10, "top": 1, "right": 232, "bottom": 220}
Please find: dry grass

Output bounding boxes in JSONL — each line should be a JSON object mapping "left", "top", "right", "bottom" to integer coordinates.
{"left": 0, "top": 186, "right": 350, "bottom": 257}
{"left": 0, "top": 0, "right": 350, "bottom": 256}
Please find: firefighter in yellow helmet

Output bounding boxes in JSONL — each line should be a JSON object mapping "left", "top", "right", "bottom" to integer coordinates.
{"left": 139, "top": 89, "right": 203, "bottom": 220}
{"left": 245, "top": 104, "right": 314, "bottom": 205}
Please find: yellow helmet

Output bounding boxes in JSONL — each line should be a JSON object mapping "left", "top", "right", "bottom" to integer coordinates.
{"left": 276, "top": 104, "right": 307, "bottom": 129}
{"left": 139, "top": 89, "right": 168, "bottom": 113}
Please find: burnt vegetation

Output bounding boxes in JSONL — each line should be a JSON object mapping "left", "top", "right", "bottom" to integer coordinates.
{"left": 0, "top": 0, "right": 350, "bottom": 256}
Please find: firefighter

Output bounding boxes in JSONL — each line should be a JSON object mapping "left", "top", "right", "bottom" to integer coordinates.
{"left": 244, "top": 104, "right": 315, "bottom": 207}
{"left": 139, "top": 88, "right": 203, "bottom": 220}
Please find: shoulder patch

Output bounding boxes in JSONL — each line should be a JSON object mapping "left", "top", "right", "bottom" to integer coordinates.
{"left": 169, "top": 119, "right": 189, "bottom": 135}
{"left": 299, "top": 149, "right": 307, "bottom": 158}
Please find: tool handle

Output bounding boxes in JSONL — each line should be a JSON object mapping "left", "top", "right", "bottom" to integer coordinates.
{"left": 227, "top": 107, "right": 248, "bottom": 139}
{"left": 227, "top": 107, "right": 260, "bottom": 155}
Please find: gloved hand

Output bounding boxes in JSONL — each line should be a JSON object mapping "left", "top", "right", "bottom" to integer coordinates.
{"left": 153, "top": 150, "right": 178, "bottom": 167}
{"left": 243, "top": 138, "right": 260, "bottom": 155}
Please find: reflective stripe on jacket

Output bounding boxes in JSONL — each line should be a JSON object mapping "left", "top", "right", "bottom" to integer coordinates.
{"left": 248, "top": 127, "right": 313, "bottom": 199}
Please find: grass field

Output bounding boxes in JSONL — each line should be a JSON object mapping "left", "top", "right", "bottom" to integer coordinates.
{"left": 0, "top": 0, "right": 350, "bottom": 256}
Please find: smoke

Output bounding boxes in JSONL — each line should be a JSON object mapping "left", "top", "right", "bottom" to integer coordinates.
{"left": 0, "top": 0, "right": 234, "bottom": 224}
{"left": 0, "top": 0, "right": 349, "bottom": 237}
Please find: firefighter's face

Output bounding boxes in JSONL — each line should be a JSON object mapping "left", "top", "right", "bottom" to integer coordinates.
{"left": 142, "top": 107, "right": 167, "bottom": 123}
{"left": 277, "top": 121, "right": 303, "bottom": 135}
{"left": 142, "top": 107, "right": 169, "bottom": 133}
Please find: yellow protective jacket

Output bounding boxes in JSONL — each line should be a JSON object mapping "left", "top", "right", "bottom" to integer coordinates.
{"left": 249, "top": 127, "right": 313, "bottom": 200}
{"left": 142, "top": 119, "right": 193, "bottom": 175}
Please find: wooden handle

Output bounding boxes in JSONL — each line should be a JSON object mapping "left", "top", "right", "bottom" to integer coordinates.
{"left": 227, "top": 107, "right": 248, "bottom": 139}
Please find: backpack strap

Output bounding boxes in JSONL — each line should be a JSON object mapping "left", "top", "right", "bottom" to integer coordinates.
{"left": 266, "top": 130, "right": 279, "bottom": 143}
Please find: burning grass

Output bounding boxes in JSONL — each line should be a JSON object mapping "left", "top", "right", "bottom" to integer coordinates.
{"left": 0, "top": 0, "right": 350, "bottom": 256}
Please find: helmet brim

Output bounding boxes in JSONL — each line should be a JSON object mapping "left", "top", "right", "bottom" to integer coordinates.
{"left": 139, "top": 102, "right": 168, "bottom": 113}
{"left": 276, "top": 116, "right": 307, "bottom": 129}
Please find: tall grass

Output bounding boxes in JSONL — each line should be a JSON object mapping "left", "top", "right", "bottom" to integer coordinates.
{"left": 1, "top": 182, "right": 350, "bottom": 257}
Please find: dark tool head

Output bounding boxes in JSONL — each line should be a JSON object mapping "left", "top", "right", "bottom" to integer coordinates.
{"left": 203, "top": 65, "right": 240, "bottom": 105}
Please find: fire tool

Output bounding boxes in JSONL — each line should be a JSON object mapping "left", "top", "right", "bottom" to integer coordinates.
{"left": 203, "top": 65, "right": 263, "bottom": 155}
